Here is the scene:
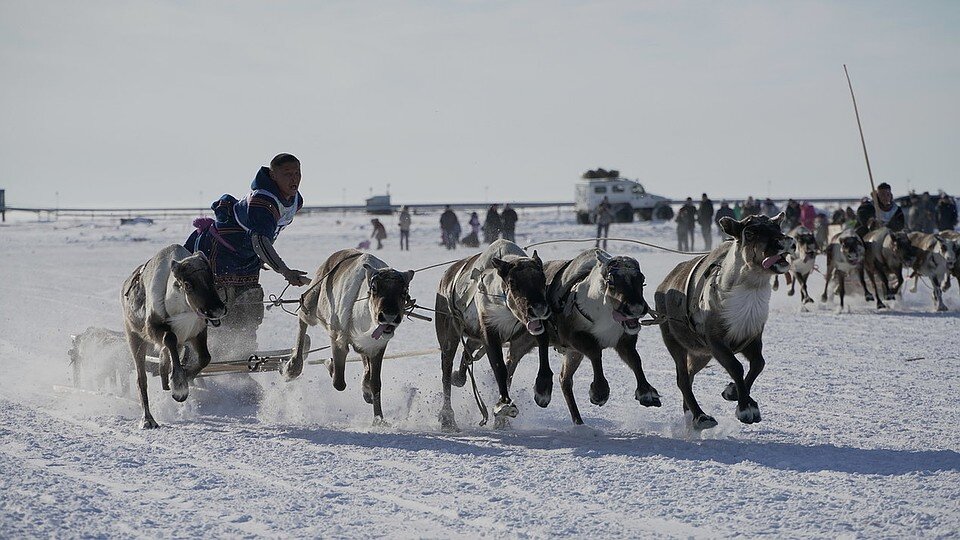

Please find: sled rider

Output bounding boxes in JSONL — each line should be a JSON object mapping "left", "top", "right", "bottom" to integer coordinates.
{"left": 185, "top": 153, "right": 310, "bottom": 360}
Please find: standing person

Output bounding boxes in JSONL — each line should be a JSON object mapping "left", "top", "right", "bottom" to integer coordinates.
{"left": 501, "top": 204, "right": 518, "bottom": 242}
{"left": 910, "top": 192, "right": 935, "bottom": 233}
{"left": 184, "top": 153, "right": 310, "bottom": 362}
{"left": 697, "top": 193, "right": 714, "bottom": 250}
{"left": 799, "top": 201, "right": 816, "bottom": 230}
{"left": 594, "top": 196, "right": 614, "bottom": 249}
{"left": 483, "top": 204, "right": 502, "bottom": 244}
{"left": 855, "top": 182, "right": 905, "bottom": 237}
{"left": 762, "top": 198, "right": 779, "bottom": 217}
{"left": 784, "top": 199, "right": 801, "bottom": 230}
{"left": 714, "top": 201, "right": 735, "bottom": 239}
{"left": 743, "top": 196, "right": 757, "bottom": 217}
{"left": 439, "top": 205, "right": 459, "bottom": 249}
{"left": 733, "top": 201, "right": 743, "bottom": 219}
{"left": 814, "top": 213, "right": 829, "bottom": 249}
{"left": 936, "top": 193, "right": 958, "bottom": 231}
{"left": 398, "top": 206, "right": 411, "bottom": 251}
{"left": 370, "top": 218, "right": 387, "bottom": 250}
{"left": 676, "top": 197, "right": 697, "bottom": 251}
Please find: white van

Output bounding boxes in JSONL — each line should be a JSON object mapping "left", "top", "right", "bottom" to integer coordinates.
{"left": 574, "top": 169, "right": 673, "bottom": 223}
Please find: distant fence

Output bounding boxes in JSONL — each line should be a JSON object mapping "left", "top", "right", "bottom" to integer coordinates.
{"left": 0, "top": 197, "right": 867, "bottom": 222}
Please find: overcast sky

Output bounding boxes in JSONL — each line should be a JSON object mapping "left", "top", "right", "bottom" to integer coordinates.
{"left": 1, "top": 1, "right": 958, "bottom": 208}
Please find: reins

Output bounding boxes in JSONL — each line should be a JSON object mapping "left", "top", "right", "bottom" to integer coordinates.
{"left": 524, "top": 238, "right": 710, "bottom": 255}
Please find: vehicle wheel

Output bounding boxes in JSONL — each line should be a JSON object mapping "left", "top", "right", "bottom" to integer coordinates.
{"left": 615, "top": 204, "right": 634, "bottom": 223}
{"left": 654, "top": 204, "right": 674, "bottom": 221}
{"left": 637, "top": 208, "right": 653, "bottom": 221}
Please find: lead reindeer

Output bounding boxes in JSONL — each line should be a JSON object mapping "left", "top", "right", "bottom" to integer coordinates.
{"left": 121, "top": 244, "right": 226, "bottom": 429}
{"left": 903, "top": 233, "right": 951, "bottom": 312}
{"left": 655, "top": 214, "right": 794, "bottom": 430}
{"left": 435, "top": 240, "right": 551, "bottom": 431}
{"left": 539, "top": 249, "right": 660, "bottom": 425}
{"left": 863, "top": 227, "right": 918, "bottom": 308}
{"left": 281, "top": 249, "right": 414, "bottom": 425}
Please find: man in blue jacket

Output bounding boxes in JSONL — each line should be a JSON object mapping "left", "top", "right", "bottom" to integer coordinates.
{"left": 185, "top": 153, "right": 310, "bottom": 361}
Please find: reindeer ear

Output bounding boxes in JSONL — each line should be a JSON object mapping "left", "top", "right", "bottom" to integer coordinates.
{"left": 772, "top": 212, "right": 786, "bottom": 227}
{"left": 170, "top": 260, "right": 181, "bottom": 274}
{"left": 531, "top": 250, "right": 543, "bottom": 268}
{"left": 719, "top": 217, "right": 744, "bottom": 240}
{"left": 491, "top": 258, "right": 514, "bottom": 278}
{"left": 402, "top": 270, "right": 415, "bottom": 284}
{"left": 595, "top": 249, "right": 612, "bottom": 266}
{"left": 363, "top": 263, "right": 376, "bottom": 282}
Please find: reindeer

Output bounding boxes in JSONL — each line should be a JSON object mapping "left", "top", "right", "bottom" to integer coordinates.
{"left": 772, "top": 226, "right": 819, "bottom": 309}
{"left": 908, "top": 232, "right": 956, "bottom": 294}
{"left": 280, "top": 249, "right": 414, "bottom": 425}
{"left": 938, "top": 231, "right": 960, "bottom": 292}
{"left": 863, "top": 228, "right": 918, "bottom": 307}
{"left": 820, "top": 228, "right": 870, "bottom": 311}
{"left": 539, "top": 249, "right": 660, "bottom": 425}
{"left": 655, "top": 214, "right": 795, "bottom": 430}
{"left": 435, "top": 240, "right": 551, "bottom": 431}
{"left": 121, "top": 244, "right": 226, "bottom": 429}
{"left": 902, "top": 233, "right": 951, "bottom": 311}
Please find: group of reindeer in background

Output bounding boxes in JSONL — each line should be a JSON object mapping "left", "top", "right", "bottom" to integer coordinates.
{"left": 774, "top": 221, "right": 958, "bottom": 313}
{"left": 122, "top": 211, "right": 814, "bottom": 432}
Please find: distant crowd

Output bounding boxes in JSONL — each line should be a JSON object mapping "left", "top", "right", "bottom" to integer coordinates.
{"left": 363, "top": 204, "right": 521, "bottom": 251}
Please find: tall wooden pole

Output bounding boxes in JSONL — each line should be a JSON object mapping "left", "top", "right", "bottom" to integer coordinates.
{"left": 844, "top": 64, "right": 882, "bottom": 224}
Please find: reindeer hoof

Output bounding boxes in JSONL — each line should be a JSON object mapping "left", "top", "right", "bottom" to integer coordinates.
{"left": 439, "top": 409, "right": 459, "bottom": 432}
{"left": 333, "top": 380, "right": 346, "bottom": 392}
{"left": 736, "top": 400, "right": 761, "bottom": 424}
{"left": 279, "top": 359, "right": 303, "bottom": 381}
{"left": 865, "top": 293, "right": 875, "bottom": 302}
{"left": 589, "top": 380, "right": 610, "bottom": 406}
{"left": 141, "top": 417, "right": 160, "bottom": 430}
{"left": 362, "top": 387, "right": 374, "bottom": 404}
{"left": 721, "top": 382, "right": 738, "bottom": 401}
{"left": 786, "top": 289, "right": 794, "bottom": 296}
{"left": 820, "top": 294, "right": 828, "bottom": 302}
{"left": 885, "top": 293, "right": 896, "bottom": 301}
{"left": 171, "top": 373, "right": 189, "bottom": 402}
{"left": 636, "top": 388, "right": 661, "bottom": 407}
{"left": 937, "top": 304, "right": 949, "bottom": 312}
{"left": 372, "top": 416, "right": 390, "bottom": 428}
{"left": 450, "top": 369, "right": 467, "bottom": 388}
{"left": 693, "top": 414, "right": 718, "bottom": 430}
{"left": 804, "top": 297, "right": 814, "bottom": 304}
{"left": 493, "top": 400, "right": 519, "bottom": 418}
{"left": 534, "top": 373, "right": 553, "bottom": 408}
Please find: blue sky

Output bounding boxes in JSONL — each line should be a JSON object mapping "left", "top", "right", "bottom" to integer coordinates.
{"left": 1, "top": 1, "right": 958, "bottom": 207}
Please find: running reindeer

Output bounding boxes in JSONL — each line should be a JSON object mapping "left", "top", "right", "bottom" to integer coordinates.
{"left": 435, "top": 240, "right": 551, "bottom": 431}
{"left": 121, "top": 244, "right": 226, "bottom": 429}
{"left": 863, "top": 227, "right": 918, "bottom": 308}
{"left": 539, "top": 249, "right": 661, "bottom": 425}
{"left": 773, "top": 226, "right": 819, "bottom": 309}
{"left": 281, "top": 249, "right": 414, "bottom": 425}
{"left": 821, "top": 228, "right": 869, "bottom": 311}
{"left": 655, "top": 214, "right": 794, "bottom": 430}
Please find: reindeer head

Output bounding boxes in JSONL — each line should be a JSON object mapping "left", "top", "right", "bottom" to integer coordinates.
{"left": 837, "top": 234, "right": 865, "bottom": 267}
{"left": 491, "top": 251, "right": 550, "bottom": 336}
{"left": 934, "top": 235, "right": 957, "bottom": 268}
{"left": 792, "top": 229, "right": 819, "bottom": 264}
{"left": 889, "top": 232, "right": 918, "bottom": 268}
{"left": 171, "top": 252, "right": 226, "bottom": 326}
{"left": 595, "top": 251, "right": 648, "bottom": 335}
{"left": 363, "top": 264, "right": 415, "bottom": 340}
{"left": 719, "top": 213, "right": 796, "bottom": 274}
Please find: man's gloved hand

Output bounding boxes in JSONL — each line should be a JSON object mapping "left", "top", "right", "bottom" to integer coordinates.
{"left": 282, "top": 268, "right": 310, "bottom": 286}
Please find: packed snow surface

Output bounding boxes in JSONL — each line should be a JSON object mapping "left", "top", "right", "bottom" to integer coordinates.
{"left": 1, "top": 208, "right": 958, "bottom": 538}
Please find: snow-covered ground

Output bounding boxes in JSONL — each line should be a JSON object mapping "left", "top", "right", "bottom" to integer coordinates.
{"left": 1, "top": 208, "right": 958, "bottom": 538}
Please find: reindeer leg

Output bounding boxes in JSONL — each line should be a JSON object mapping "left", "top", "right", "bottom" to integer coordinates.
{"left": 160, "top": 331, "right": 190, "bottom": 403}
{"left": 559, "top": 350, "right": 585, "bottom": 425}
{"left": 435, "top": 297, "right": 461, "bottom": 431}
{"left": 185, "top": 328, "right": 212, "bottom": 380}
{"left": 329, "top": 339, "right": 348, "bottom": 392}
{"left": 483, "top": 327, "right": 517, "bottom": 423}
{"left": 566, "top": 331, "right": 607, "bottom": 406}
{"left": 127, "top": 331, "right": 159, "bottom": 429}
{"left": 615, "top": 334, "right": 661, "bottom": 407}
{"left": 528, "top": 333, "right": 553, "bottom": 408}
{"left": 820, "top": 259, "right": 833, "bottom": 302}
{"left": 799, "top": 272, "right": 813, "bottom": 305}
{"left": 932, "top": 276, "right": 948, "bottom": 312}
{"left": 159, "top": 347, "right": 171, "bottom": 391}
{"left": 369, "top": 350, "right": 387, "bottom": 425}
{"left": 772, "top": 274, "right": 779, "bottom": 291}
{"left": 661, "top": 328, "right": 715, "bottom": 429}
{"left": 726, "top": 336, "right": 766, "bottom": 402}
{"left": 281, "top": 319, "right": 310, "bottom": 381}
{"left": 787, "top": 272, "right": 795, "bottom": 296}
{"left": 710, "top": 340, "right": 759, "bottom": 425}
{"left": 361, "top": 354, "right": 373, "bottom": 404}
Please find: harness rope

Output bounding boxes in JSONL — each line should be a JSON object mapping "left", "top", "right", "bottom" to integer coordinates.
{"left": 524, "top": 237, "right": 710, "bottom": 255}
